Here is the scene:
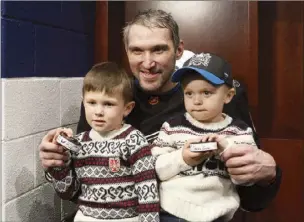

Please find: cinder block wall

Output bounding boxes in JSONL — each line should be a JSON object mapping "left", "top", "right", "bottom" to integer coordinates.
{"left": 1, "top": 2, "right": 95, "bottom": 221}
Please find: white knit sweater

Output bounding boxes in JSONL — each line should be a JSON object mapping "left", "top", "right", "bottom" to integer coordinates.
{"left": 152, "top": 113, "right": 256, "bottom": 222}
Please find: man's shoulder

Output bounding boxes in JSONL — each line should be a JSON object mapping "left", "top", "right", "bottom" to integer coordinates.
{"left": 229, "top": 79, "right": 247, "bottom": 102}
{"left": 232, "top": 79, "right": 246, "bottom": 94}
{"left": 228, "top": 117, "right": 252, "bottom": 131}
{"left": 165, "top": 112, "right": 185, "bottom": 126}
{"left": 75, "top": 131, "right": 91, "bottom": 142}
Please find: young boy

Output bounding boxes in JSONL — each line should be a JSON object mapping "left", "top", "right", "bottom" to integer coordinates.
{"left": 47, "top": 62, "right": 160, "bottom": 222}
{"left": 152, "top": 53, "right": 257, "bottom": 222}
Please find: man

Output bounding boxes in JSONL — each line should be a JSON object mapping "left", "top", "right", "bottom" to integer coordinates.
{"left": 40, "top": 9, "right": 281, "bottom": 221}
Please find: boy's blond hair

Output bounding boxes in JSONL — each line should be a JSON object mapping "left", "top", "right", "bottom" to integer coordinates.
{"left": 82, "top": 62, "right": 134, "bottom": 103}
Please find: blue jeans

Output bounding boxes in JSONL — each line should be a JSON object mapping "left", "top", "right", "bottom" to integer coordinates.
{"left": 160, "top": 211, "right": 225, "bottom": 222}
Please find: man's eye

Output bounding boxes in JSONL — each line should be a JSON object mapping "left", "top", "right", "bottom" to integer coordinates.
{"left": 132, "top": 50, "right": 142, "bottom": 55}
{"left": 154, "top": 49, "right": 164, "bottom": 54}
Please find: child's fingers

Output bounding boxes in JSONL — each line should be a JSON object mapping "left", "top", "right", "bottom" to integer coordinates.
{"left": 206, "top": 134, "right": 219, "bottom": 142}
{"left": 201, "top": 133, "right": 218, "bottom": 142}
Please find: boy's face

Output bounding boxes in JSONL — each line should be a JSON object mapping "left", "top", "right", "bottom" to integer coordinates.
{"left": 83, "top": 90, "right": 134, "bottom": 135}
{"left": 182, "top": 74, "right": 234, "bottom": 123}
{"left": 126, "top": 24, "right": 184, "bottom": 93}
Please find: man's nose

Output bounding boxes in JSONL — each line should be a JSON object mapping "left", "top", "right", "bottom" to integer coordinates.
{"left": 142, "top": 52, "right": 156, "bottom": 69}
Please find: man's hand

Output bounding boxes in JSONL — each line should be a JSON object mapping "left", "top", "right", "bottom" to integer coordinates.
{"left": 221, "top": 145, "right": 277, "bottom": 185}
{"left": 39, "top": 128, "right": 73, "bottom": 170}
{"left": 182, "top": 135, "right": 218, "bottom": 166}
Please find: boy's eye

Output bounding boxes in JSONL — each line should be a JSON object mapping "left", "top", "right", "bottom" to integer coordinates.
{"left": 203, "top": 91, "right": 212, "bottom": 96}
{"left": 185, "top": 91, "right": 193, "bottom": 96}
{"left": 87, "top": 101, "right": 96, "bottom": 105}
{"left": 104, "top": 102, "right": 114, "bottom": 106}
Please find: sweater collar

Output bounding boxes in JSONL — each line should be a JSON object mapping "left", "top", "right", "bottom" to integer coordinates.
{"left": 184, "top": 112, "right": 232, "bottom": 131}
{"left": 89, "top": 124, "right": 131, "bottom": 141}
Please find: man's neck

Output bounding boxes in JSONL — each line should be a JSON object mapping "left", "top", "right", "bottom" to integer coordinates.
{"left": 136, "top": 81, "right": 179, "bottom": 96}
{"left": 159, "top": 81, "right": 179, "bottom": 94}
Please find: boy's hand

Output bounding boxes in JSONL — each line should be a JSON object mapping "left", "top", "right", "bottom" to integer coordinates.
{"left": 202, "top": 134, "right": 231, "bottom": 154}
{"left": 39, "top": 127, "right": 73, "bottom": 170}
{"left": 182, "top": 135, "right": 219, "bottom": 166}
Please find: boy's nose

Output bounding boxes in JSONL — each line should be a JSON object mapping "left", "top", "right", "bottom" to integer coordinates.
{"left": 193, "top": 96, "right": 203, "bottom": 105}
{"left": 95, "top": 106, "right": 104, "bottom": 115}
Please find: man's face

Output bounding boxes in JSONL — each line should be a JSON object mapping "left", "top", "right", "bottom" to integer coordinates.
{"left": 126, "top": 24, "right": 183, "bottom": 93}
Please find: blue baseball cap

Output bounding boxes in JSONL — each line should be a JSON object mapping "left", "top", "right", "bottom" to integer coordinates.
{"left": 172, "top": 52, "right": 233, "bottom": 86}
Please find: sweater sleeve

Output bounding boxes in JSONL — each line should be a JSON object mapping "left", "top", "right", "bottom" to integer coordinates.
{"left": 126, "top": 130, "right": 160, "bottom": 222}
{"left": 47, "top": 159, "right": 81, "bottom": 200}
{"left": 225, "top": 126, "right": 257, "bottom": 186}
{"left": 151, "top": 122, "right": 192, "bottom": 181}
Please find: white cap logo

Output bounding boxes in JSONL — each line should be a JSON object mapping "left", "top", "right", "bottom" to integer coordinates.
{"left": 233, "top": 79, "right": 240, "bottom": 88}
{"left": 189, "top": 53, "right": 212, "bottom": 67}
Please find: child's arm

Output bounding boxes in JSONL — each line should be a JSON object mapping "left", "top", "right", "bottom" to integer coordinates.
{"left": 202, "top": 125, "right": 258, "bottom": 185}
{"left": 221, "top": 126, "right": 258, "bottom": 186}
{"left": 126, "top": 130, "right": 160, "bottom": 222}
{"left": 46, "top": 154, "right": 81, "bottom": 200}
{"left": 220, "top": 126, "right": 257, "bottom": 152}
{"left": 151, "top": 122, "right": 192, "bottom": 181}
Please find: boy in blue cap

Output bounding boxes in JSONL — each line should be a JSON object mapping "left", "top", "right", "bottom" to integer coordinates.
{"left": 152, "top": 52, "right": 257, "bottom": 222}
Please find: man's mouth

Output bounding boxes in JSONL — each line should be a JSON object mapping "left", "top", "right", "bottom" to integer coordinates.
{"left": 140, "top": 71, "right": 160, "bottom": 79}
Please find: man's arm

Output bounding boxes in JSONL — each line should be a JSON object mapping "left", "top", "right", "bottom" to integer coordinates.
{"left": 237, "top": 167, "right": 282, "bottom": 211}
{"left": 223, "top": 80, "right": 282, "bottom": 211}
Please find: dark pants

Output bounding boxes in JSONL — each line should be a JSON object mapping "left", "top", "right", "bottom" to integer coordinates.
{"left": 160, "top": 211, "right": 225, "bottom": 222}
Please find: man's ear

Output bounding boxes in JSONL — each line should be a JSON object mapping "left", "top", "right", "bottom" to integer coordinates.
{"left": 123, "top": 101, "right": 135, "bottom": 117}
{"left": 175, "top": 40, "right": 184, "bottom": 60}
{"left": 224, "top": 87, "right": 235, "bottom": 104}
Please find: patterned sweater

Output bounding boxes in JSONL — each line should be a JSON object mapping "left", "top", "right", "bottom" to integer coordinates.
{"left": 48, "top": 124, "right": 160, "bottom": 222}
{"left": 151, "top": 112, "right": 256, "bottom": 222}
{"left": 77, "top": 83, "right": 282, "bottom": 213}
